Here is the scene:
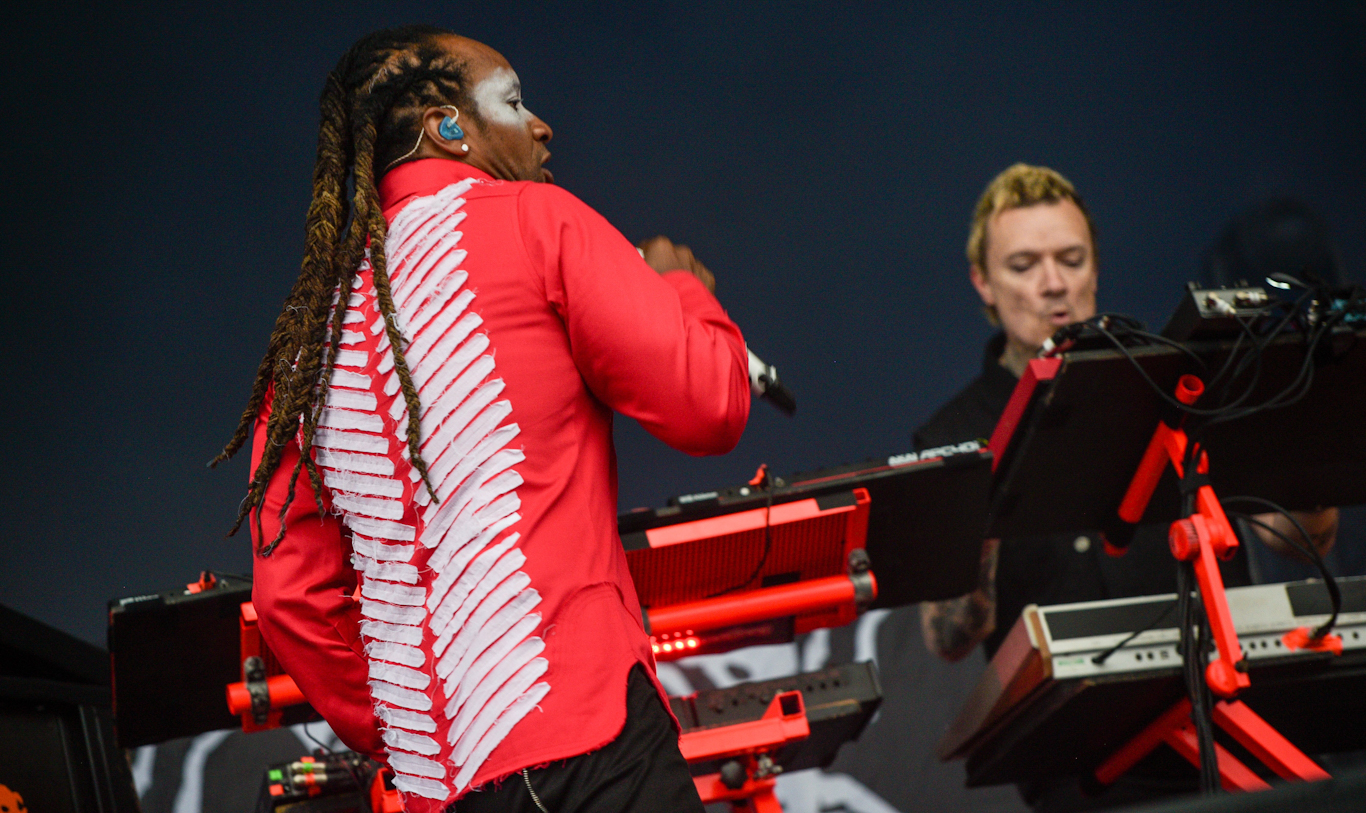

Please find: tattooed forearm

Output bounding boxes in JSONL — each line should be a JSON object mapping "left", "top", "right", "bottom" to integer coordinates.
{"left": 919, "top": 538, "right": 1000, "bottom": 662}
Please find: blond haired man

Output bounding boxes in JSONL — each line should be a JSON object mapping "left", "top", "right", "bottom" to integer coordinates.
{"left": 915, "top": 164, "right": 1140, "bottom": 667}
{"left": 910, "top": 166, "right": 1348, "bottom": 811}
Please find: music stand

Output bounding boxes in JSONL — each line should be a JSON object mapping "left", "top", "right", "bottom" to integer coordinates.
{"left": 980, "top": 327, "right": 1366, "bottom": 790}
{"left": 620, "top": 446, "right": 995, "bottom": 607}
{"left": 987, "top": 332, "right": 1366, "bottom": 541}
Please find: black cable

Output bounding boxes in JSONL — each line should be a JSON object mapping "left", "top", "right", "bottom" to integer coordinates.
{"left": 300, "top": 721, "right": 365, "bottom": 790}
{"left": 1091, "top": 600, "right": 1176, "bottom": 665}
{"left": 1195, "top": 600, "right": 1220, "bottom": 794}
{"left": 1174, "top": 560, "right": 1219, "bottom": 793}
{"left": 705, "top": 484, "right": 776, "bottom": 599}
{"left": 1223, "top": 496, "right": 1340, "bottom": 639}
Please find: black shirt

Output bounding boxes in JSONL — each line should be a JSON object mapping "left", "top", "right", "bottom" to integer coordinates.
{"left": 914, "top": 334, "right": 1249, "bottom": 659}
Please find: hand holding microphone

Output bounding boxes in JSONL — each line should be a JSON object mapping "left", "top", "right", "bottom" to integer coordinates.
{"left": 637, "top": 235, "right": 715, "bottom": 293}
{"left": 636, "top": 237, "right": 795, "bottom": 416}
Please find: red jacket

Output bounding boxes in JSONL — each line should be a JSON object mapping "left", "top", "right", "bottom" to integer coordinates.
{"left": 250, "top": 160, "right": 749, "bottom": 810}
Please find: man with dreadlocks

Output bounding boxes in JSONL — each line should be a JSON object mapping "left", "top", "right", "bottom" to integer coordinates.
{"left": 214, "top": 26, "right": 748, "bottom": 812}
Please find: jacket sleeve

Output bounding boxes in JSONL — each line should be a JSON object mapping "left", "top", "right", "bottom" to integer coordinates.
{"left": 248, "top": 395, "right": 384, "bottom": 759}
{"left": 517, "top": 184, "right": 751, "bottom": 455}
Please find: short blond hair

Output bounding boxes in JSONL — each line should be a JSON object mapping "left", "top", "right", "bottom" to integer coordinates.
{"left": 966, "top": 164, "right": 1096, "bottom": 325}
{"left": 966, "top": 163, "right": 1096, "bottom": 272}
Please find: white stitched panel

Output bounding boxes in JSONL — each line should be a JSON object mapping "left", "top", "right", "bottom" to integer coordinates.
{"left": 377, "top": 704, "right": 437, "bottom": 733}
{"left": 352, "top": 554, "right": 420, "bottom": 585}
{"left": 424, "top": 464, "right": 523, "bottom": 552}
{"left": 430, "top": 540, "right": 522, "bottom": 633}
{"left": 424, "top": 404, "right": 513, "bottom": 502}
{"left": 445, "top": 619, "right": 543, "bottom": 717}
{"left": 363, "top": 179, "right": 546, "bottom": 799}
{"left": 370, "top": 661, "right": 431, "bottom": 691}
{"left": 388, "top": 187, "right": 461, "bottom": 253}
{"left": 332, "top": 492, "right": 404, "bottom": 521}
{"left": 408, "top": 289, "right": 478, "bottom": 367}
{"left": 392, "top": 774, "right": 449, "bottom": 800}
{"left": 415, "top": 324, "right": 487, "bottom": 401}
{"left": 440, "top": 579, "right": 538, "bottom": 688}
{"left": 445, "top": 648, "right": 545, "bottom": 755}
{"left": 343, "top": 309, "right": 365, "bottom": 324}
{"left": 427, "top": 523, "right": 520, "bottom": 605}
{"left": 316, "top": 448, "right": 393, "bottom": 476}
{"left": 340, "top": 329, "right": 365, "bottom": 345}
{"left": 352, "top": 535, "right": 415, "bottom": 562}
{"left": 368, "top": 680, "right": 432, "bottom": 711}
{"left": 449, "top": 659, "right": 548, "bottom": 760}
{"left": 361, "top": 599, "right": 426, "bottom": 626}
{"left": 406, "top": 265, "right": 469, "bottom": 336}
{"left": 388, "top": 750, "right": 445, "bottom": 778}
{"left": 322, "top": 470, "right": 403, "bottom": 498}
{"left": 383, "top": 727, "right": 440, "bottom": 756}
{"left": 453, "top": 682, "right": 550, "bottom": 791}
{"left": 359, "top": 620, "right": 423, "bottom": 646}
{"left": 408, "top": 266, "right": 468, "bottom": 335}
{"left": 347, "top": 517, "right": 416, "bottom": 542}
{"left": 325, "top": 388, "right": 378, "bottom": 413}
{"left": 436, "top": 579, "right": 536, "bottom": 666}
{"left": 320, "top": 409, "right": 384, "bottom": 433}
{"left": 425, "top": 462, "right": 523, "bottom": 541}
{"left": 365, "top": 640, "right": 425, "bottom": 668}
{"left": 314, "top": 429, "right": 388, "bottom": 455}
{"left": 362, "top": 581, "right": 426, "bottom": 607}
{"left": 421, "top": 376, "right": 500, "bottom": 453}
{"left": 419, "top": 368, "right": 502, "bottom": 469}
{"left": 370, "top": 317, "right": 385, "bottom": 336}
{"left": 396, "top": 232, "right": 465, "bottom": 314}
{"left": 331, "top": 369, "right": 373, "bottom": 389}
{"left": 334, "top": 349, "right": 368, "bottom": 368}
{"left": 348, "top": 292, "right": 365, "bottom": 307}
{"left": 428, "top": 490, "right": 521, "bottom": 564}
{"left": 392, "top": 211, "right": 461, "bottom": 290}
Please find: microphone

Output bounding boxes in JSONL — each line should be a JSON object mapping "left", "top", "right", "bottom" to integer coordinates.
{"left": 747, "top": 347, "right": 796, "bottom": 416}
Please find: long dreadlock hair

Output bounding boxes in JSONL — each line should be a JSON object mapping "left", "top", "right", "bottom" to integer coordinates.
{"left": 211, "top": 25, "right": 478, "bottom": 555}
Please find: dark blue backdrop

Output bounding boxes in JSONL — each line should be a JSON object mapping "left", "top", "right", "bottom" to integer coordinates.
{"left": 3, "top": 0, "right": 1363, "bottom": 647}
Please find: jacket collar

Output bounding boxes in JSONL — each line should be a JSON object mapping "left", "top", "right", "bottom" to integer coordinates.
{"left": 379, "top": 159, "right": 496, "bottom": 214}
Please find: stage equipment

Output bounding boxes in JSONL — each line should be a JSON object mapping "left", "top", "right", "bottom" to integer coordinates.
{"left": 2, "top": 601, "right": 139, "bottom": 812}
{"left": 622, "top": 442, "right": 993, "bottom": 608}
{"left": 673, "top": 662, "right": 882, "bottom": 811}
{"left": 1160, "top": 283, "right": 1273, "bottom": 341}
{"left": 987, "top": 328, "right": 1366, "bottom": 540}
{"left": 109, "top": 571, "right": 316, "bottom": 746}
{"left": 113, "top": 447, "right": 985, "bottom": 812}
{"left": 966, "top": 299, "right": 1366, "bottom": 795}
{"left": 939, "top": 576, "right": 1366, "bottom": 786}
{"left": 255, "top": 752, "right": 403, "bottom": 813}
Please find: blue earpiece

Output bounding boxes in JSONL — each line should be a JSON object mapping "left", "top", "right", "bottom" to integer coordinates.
{"left": 438, "top": 114, "right": 465, "bottom": 141}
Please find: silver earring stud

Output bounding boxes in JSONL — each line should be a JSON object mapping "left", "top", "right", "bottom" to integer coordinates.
{"left": 461, "top": 145, "right": 469, "bottom": 152}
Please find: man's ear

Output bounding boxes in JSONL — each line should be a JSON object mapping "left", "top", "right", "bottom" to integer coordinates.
{"left": 421, "top": 106, "right": 471, "bottom": 159}
{"left": 969, "top": 264, "right": 995, "bottom": 307}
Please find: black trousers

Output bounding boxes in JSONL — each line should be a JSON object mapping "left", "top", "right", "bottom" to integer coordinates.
{"left": 451, "top": 663, "right": 704, "bottom": 813}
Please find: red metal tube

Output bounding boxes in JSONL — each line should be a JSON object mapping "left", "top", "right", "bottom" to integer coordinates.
{"left": 226, "top": 674, "right": 306, "bottom": 716}
{"left": 647, "top": 575, "right": 858, "bottom": 637}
